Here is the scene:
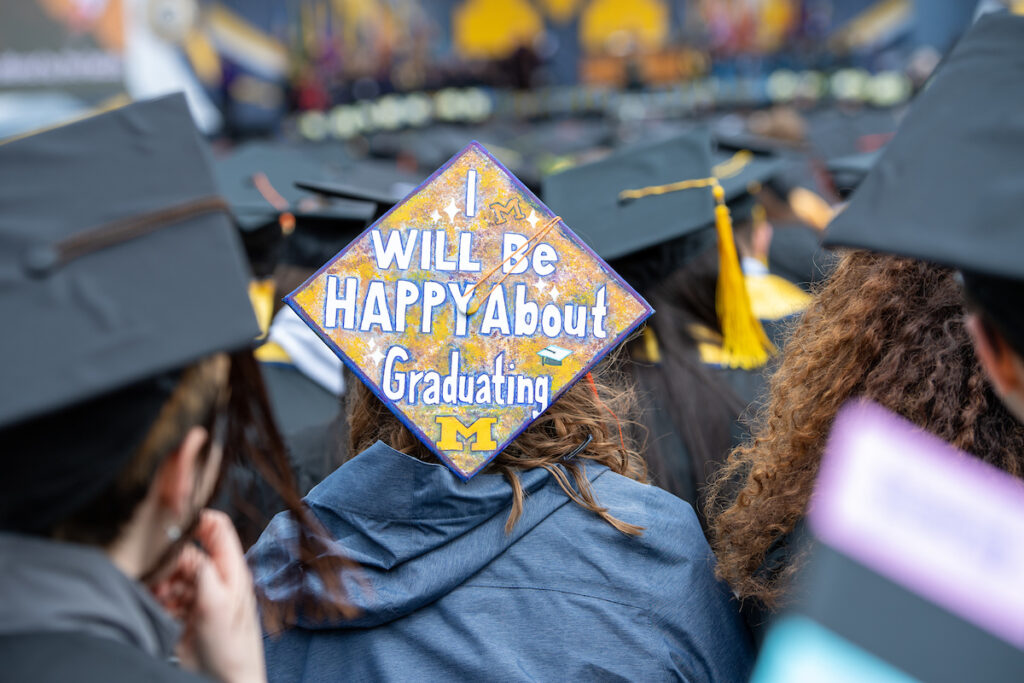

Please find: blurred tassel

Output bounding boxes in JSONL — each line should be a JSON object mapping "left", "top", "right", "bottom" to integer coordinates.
{"left": 712, "top": 184, "right": 775, "bottom": 368}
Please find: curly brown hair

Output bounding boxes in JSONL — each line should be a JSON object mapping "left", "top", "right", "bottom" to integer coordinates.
{"left": 347, "top": 352, "right": 648, "bottom": 536}
{"left": 706, "top": 250, "right": 1024, "bottom": 608}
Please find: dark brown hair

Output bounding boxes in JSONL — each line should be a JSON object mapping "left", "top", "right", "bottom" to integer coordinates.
{"left": 27, "top": 350, "right": 355, "bottom": 625}
{"left": 706, "top": 251, "right": 1024, "bottom": 608}
{"left": 347, "top": 353, "right": 648, "bottom": 535}
{"left": 48, "top": 354, "right": 230, "bottom": 548}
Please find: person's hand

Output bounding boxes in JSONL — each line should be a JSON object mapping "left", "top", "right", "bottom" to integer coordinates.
{"left": 153, "top": 510, "right": 267, "bottom": 683}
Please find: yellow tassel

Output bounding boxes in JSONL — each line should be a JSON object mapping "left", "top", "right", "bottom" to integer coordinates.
{"left": 642, "top": 326, "right": 662, "bottom": 363}
{"left": 247, "top": 278, "right": 276, "bottom": 341}
{"left": 618, "top": 172, "right": 776, "bottom": 369}
{"left": 712, "top": 184, "right": 776, "bottom": 369}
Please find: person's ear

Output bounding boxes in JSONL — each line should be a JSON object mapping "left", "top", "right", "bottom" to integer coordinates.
{"left": 967, "top": 314, "right": 1024, "bottom": 395}
{"left": 154, "top": 426, "right": 209, "bottom": 518}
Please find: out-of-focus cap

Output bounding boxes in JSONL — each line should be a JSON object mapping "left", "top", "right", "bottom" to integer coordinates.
{"left": 542, "top": 132, "right": 717, "bottom": 261}
{"left": 215, "top": 142, "right": 377, "bottom": 273}
{"left": 826, "top": 150, "right": 882, "bottom": 199}
{"left": 824, "top": 13, "right": 1024, "bottom": 281}
{"left": 296, "top": 158, "right": 425, "bottom": 221}
{"left": 714, "top": 149, "right": 786, "bottom": 222}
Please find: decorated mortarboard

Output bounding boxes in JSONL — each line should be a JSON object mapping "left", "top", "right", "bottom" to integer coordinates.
{"left": 752, "top": 400, "right": 1024, "bottom": 682}
{"left": 0, "top": 94, "right": 259, "bottom": 528}
{"left": 285, "top": 142, "right": 652, "bottom": 480}
{"left": 824, "top": 13, "right": 1024, "bottom": 279}
{"left": 544, "top": 132, "right": 776, "bottom": 369}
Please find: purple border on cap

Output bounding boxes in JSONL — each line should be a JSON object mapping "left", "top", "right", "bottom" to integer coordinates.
{"left": 284, "top": 141, "right": 653, "bottom": 481}
{"left": 811, "top": 399, "right": 1024, "bottom": 648}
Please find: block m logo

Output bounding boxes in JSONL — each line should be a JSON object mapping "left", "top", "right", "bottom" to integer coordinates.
{"left": 435, "top": 416, "right": 498, "bottom": 452}
{"left": 489, "top": 198, "right": 526, "bottom": 225}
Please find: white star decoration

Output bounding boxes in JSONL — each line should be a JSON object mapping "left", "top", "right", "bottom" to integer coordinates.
{"left": 525, "top": 210, "right": 540, "bottom": 230}
{"left": 533, "top": 279, "right": 547, "bottom": 294}
{"left": 368, "top": 346, "right": 385, "bottom": 365}
{"left": 549, "top": 286, "right": 559, "bottom": 302}
{"left": 443, "top": 200, "right": 459, "bottom": 222}
{"left": 430, "top": 209, "right": 441, "bottom": 222}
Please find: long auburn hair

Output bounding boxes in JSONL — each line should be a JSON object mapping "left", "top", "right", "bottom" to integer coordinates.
{"left": 706, "top": 251, "right": 1024, "bottom": 608}
{"left": 347, "top": 352, "right": 648, "bottom": 535}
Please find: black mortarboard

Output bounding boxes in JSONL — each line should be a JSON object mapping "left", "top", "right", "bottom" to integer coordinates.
{"left": 826, "top": 150, "right": 881, "bottom": 199}
{"left": 295, "top": 157, "right": 424, "bottom": 222}
{"left": 215, "top": 142, "right": 376, "bottom": 273}
{"left": 544, "top": 131, "right": 775, "bottom": 368}
{"left": 714, "top": 122, "right": 824, "bottom": 196}
{"left": 769, "top": 222, "right": 837, "bottom": 291}
{"left": 714, "top": 149, "right": 786, "bottom": 223}
{"left": 824, "top": 13, "right": 1024, "bottom": 281}
{"left": 803, "top": 106, "right": 899, "bottom": 163}
{"left": 543, "top": 133, "right": 716, "bottom": 261}
{"left": 0, "top": 94, "right": 259, "bottom": 527}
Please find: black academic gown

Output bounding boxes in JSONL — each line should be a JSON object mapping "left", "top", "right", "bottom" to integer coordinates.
{"left": 219, "top": 358, "right": 348, "bottom": 548}
{"left": 259, "top": 362, "right": 348, "bottom": 495}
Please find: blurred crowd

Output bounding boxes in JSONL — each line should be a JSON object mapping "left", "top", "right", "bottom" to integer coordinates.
{"left": 3, "top": 2, "right": 1024, "bottom": 683}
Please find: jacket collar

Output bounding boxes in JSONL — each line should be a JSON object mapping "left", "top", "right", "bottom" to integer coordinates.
{"left": 306, "top": 440, "right": 562, "bottom": 521}
{"left": 0, "top": 532, "right": 180, "bottom": 659}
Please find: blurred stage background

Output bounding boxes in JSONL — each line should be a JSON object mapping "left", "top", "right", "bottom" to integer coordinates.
{"left": 1, "top": 0, "right": 1001, "bottom": 138}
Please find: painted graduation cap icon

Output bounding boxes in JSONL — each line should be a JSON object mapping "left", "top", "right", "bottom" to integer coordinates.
{"left": 287, "top": 142, "right": 652, "bottom": 479}
{"left": 537, "top": 345, "right": 572, "bottom": 366}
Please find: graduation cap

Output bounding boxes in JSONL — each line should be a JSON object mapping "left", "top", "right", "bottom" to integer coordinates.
{"left": 285, "top": 141, "right": 652, "bottom": 479}
{"left": 296, "top": 158, "right": 425, "bottom": 222}
{"left": 0, "top": 93, "right": 259, "bottom": 527}
{"left": 215, "top": 142, "right": 376, "bottom": 273}
{"left": 826, "top": 150, "right": 881, "bottom": 199}
{"left": 823, "top": 13, "right": 1024, "bottom": 283}
{"left": 543, "top": 132, "right": 776, "bottom": 369}
{"left": 714, "top": 148, "right": 786, "bottom": 224}
{"left": 802, "top": 106, "right": 899, "bottom": 162}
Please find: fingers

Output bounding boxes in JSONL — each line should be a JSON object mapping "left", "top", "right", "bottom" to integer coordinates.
{"left": 151, "top": 545, "right": 202, "bottom": 619}
{"left": 194, "top": 509, "right": 250, "bottom": 587}
{"left": 186, "top": 509, "right": 267, "bottom": 683}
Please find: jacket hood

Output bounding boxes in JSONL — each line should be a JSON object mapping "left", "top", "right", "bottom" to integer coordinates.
{"left": 248, "top": 441, "right": 604, "bottom": 630}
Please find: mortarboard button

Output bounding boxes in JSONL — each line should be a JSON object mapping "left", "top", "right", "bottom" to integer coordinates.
{"left": 22, "top": 245, "right": 58, "bottom": 278}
